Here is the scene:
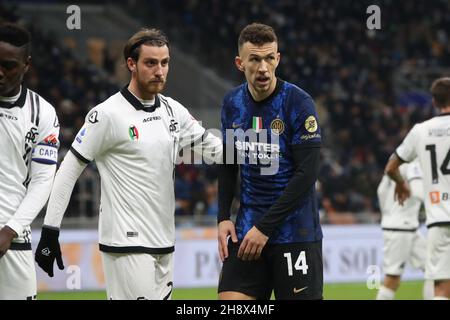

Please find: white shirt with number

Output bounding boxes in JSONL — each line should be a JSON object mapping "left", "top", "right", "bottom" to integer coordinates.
{"left": 378, "top": 161, "right": 423, "bottom": 230}
{"left": 396, "top": 114, "right": 450, "bottom": 227}
{"left": 70, "top": 87, "right": 221, "bottom": 254}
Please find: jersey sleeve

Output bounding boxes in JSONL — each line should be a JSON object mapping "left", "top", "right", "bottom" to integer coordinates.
{"left": 173, "top": 99, "right": 206, "bottom": 150}
{"left": 406, "top": 161, "right": 423, "bottom": 181}
{"left": 31, "top": 102, "right": 60, "bottom": 165}
{"left": 396, "top": 125, "right": 419, "bottom": 162}
{"left": 289, "top": 93, "right": 322, "bottom": 146}
{"left": 70, "top": 107, "right": 113, "bottom": 163}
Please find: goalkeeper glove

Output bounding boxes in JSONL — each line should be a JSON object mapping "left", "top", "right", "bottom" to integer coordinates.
{"left": 35, "top": 226, "right": 65, "bottom": 277}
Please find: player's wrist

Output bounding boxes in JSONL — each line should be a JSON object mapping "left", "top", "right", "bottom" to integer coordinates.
{"left": 1, "top": 225, "right": 18, "bottom": 239}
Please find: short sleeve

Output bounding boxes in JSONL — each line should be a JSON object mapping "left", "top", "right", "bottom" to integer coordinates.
{"left": 396, "top": 125, "right": 419, "bottom": 163}
{"left": 406, "top": 161, "right": 423, "bottom": 181}
{"left": 31, "top": 102, "right": 60, "bottom": 165}
{"left": 70, "top": 107, "right": 113, "bottom": 163}
{"left": 290, "top": 95, "right": 322, "bottom": 146}
{"left": 175, "top": 100, "right": 205, "bottom": 150}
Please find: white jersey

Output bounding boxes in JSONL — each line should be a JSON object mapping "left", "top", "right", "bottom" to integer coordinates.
{"left": 396, "top": 114, "right": 450, "bottom": 226}
{"left": 378, "top": 161, "right": 423, "bottom": 230}
{"left": 0, "top": 86, "right": 59, "bottom": 244}
{"left": 70, "top": 87, "right": 221, "bottom": 253}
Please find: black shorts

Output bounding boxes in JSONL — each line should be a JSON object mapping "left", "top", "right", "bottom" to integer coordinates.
{"left": 218, "top": 240, "right": 323, "bottom": 300}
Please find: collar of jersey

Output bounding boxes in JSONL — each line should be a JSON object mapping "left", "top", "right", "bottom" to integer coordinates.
{"left": 246, "top": 78, "right": 284, "bottom": 105}
{"left": 438, "top": 112, "right": 450, "bottom": 117}
{"left": 120, "top": 85, "right": 161, "bottom": 113}
{"left": 0, "top": 84, "right": 27, "bottom": 109}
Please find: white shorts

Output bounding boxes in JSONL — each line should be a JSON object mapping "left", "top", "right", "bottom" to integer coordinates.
{"left": 383, "top": 230, "right": 426, "bottom": 276}
{"left": 0, "top": 248, "right": 36, "bottom": 300}
{"left": 425, "top": 226, "right": 450, "bottom": 281}
{"left": 101, "top": 252, "right": 173, "bottom": 300}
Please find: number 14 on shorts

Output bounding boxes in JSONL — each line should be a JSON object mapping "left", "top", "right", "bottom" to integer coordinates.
{"left": 284, "top": 251, "right": 309, "bottom": 276}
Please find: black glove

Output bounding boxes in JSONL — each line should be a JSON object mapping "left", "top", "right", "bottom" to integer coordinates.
{"left": 35, "top": 226, "right": 65, "bottom": 277}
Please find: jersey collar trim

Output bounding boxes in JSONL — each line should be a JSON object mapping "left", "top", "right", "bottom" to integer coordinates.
{"left": 0, "top": 84, "right": 27, "bottom": 109}
{"left": 246, "top": 78, "right": 284, "bottom": 105}
{"left": 438, "top": 112, "right": 450, "bottom": 117}
{"left": 120, "top": 85, "right": 161, "bottom": 113}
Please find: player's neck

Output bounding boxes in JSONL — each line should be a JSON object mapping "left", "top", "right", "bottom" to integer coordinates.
{"left": 0, "top": 85, "right": 21, "bottom": 101}
{"left": 248, "top": 78, "right": 277, "bottom": 102}
{"left": 127, "top": 82, "right": 155, "bottom": 101}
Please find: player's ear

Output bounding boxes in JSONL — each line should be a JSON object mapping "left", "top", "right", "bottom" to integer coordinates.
{"left": 23, "top": 55, "right": 31, "bottom": 73}
{"left": 235, "top": 56, "right": 244, "bottom": 72}
{"left": 127, "top": 57, "right": 136, "bottom": 72}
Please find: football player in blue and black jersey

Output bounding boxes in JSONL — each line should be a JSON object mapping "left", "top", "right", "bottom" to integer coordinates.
{"left": 218, "top": 23, "right": 323, "bottom": 300}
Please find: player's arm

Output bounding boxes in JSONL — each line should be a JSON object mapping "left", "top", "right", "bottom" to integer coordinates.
{"left": 385, "top": 153, "right": 410, "bottom": 205}
{"left": 217, "top": 143, "right": 239, "bottom": 262}
{"left": 1, "top": 107, "right": 59, "bottom": 259}
{"left": 174, "top": 99, "right": 223, "bottom": 164}
{"left": 35, "top": 151, "right": 87, "bottom": 276}
{"left": 36, "top": 106, "right": 111, "bottom": 277}
{"left": 0, "top": 162, "right": 57, "bottom": 259}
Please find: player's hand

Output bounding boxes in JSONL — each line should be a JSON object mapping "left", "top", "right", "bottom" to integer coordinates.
{"left": 238, "top": 226, "right": 268, "bottom": 261}
{"left": 218, "top": 220, "right": 238, "bottom": 262}
{"left": 0, "top": 226, "right": 17, "bottom": 259}
{"left": 394, "top": 180, "right": 411, "bottom": 205}
{"left": 35, "top": 226, "right": 65, "bottom": 277}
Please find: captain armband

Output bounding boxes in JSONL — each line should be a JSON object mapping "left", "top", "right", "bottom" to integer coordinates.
{"left": 32, "top": 134, "right": 59, "bottom": 165}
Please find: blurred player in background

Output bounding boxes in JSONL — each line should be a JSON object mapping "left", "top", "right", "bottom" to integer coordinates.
{"left": 0, "top": 23, "right": 59, "bottom": 299}
{"left": 218, "top": 23, "right": 322, "bottom": 300}
{"left": 34, "top": 28, "right": 222, "bottom": 300}
{"left": 376, "top": 160, "right": 433, "bottom": 300}
{"left": 385, "top": 77, "right": 450, "bottom": 300}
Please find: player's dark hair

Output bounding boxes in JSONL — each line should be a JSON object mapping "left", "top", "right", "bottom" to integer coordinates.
{"left": 238, "top": 23, "right": 277, "bottom": 50}
{"left": 430, "top": 77, "right": 450, "bottom": 109}
{"left": 124, "top": 28, "right": 169, "bottom": 63}
{"left": 0, "top": 23, "right": 31, "bottom": 59}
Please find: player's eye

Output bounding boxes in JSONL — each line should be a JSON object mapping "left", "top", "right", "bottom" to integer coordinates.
{"left": 0, "top": 61, "right": 17, "bottom": 70}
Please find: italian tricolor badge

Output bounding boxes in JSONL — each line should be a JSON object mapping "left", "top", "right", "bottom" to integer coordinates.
{"left": 252, "top": 116, "right": 263, "bottom": 133}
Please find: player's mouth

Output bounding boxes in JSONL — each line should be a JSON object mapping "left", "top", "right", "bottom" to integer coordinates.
{"left": 256, "top": 76, "right": 270, "bottom": 86}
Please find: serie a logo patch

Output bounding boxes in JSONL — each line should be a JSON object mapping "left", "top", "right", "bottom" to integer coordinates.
{"left": 305, "top": 115, "right": 318, "bottom": 133}
{"left": 129, "top": 125, "right": 139, "bottom": 141}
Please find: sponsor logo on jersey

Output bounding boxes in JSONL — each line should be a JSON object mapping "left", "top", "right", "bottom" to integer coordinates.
{"left": 232, "top": 122, "right": 243, "bottom": 129}
{"left": 53, "top": 116, "right": 60, "bottom": 128}
{"left": 129, "top": 125, "right": 139, "bottom": 141}
{"left": 270, "top": 118, "right": 285, "bottom": 135}
{"left": 252, "top": 116, "right": 263, "bottom": 133}
{"left": 430, "top": 191, "right": 440, "bottom": 204}
{"left": 0, "top": 112, "right": 18, "bottom": 121}
{"left": 143, "top": 115, "right": 161, "bottom": 123}
{"left": 305, "top": 115, "right": 318, "bottom": 133}
{"left": 43, "top": 133, "right": 59, "bottom": 145}
{"left": 301, "top": 133, "right": 321, "bottom": 141}
{"left": 88, "top": 110, "right": 99, "bottom": 124}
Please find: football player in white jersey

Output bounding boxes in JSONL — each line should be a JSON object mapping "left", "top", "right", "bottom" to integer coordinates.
{"left": 376, "top": 161, "right": 433, "bottom": 300}
{"left": 385, "top": 77, "right": 450, "bottom": 300}
{"left": 35, "top": 28, "right": 222, "bottom": 299}
{"left": 0, "top": 23, "right": 60, "bottom": 299}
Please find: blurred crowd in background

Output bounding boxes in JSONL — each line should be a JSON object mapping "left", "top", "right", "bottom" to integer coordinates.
{"left": 2, "top": 0, "right": 449, "bottom": 224}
